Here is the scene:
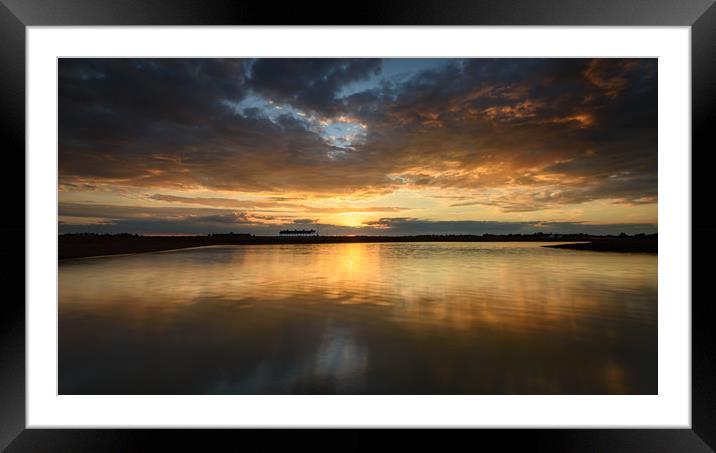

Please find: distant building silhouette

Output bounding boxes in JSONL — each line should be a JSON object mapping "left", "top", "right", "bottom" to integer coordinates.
{"left": 279, "top": 229, "right": 318, "bottom": 236}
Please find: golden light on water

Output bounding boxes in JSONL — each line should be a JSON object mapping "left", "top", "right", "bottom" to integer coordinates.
{"left": 60, "top": 242, "right": 657, "bottom": 394}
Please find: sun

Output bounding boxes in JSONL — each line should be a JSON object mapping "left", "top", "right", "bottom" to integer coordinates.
{"left": 337, "top": 213, "right": 368, "bottom": 228}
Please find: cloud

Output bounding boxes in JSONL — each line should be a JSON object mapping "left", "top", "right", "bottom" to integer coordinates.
{"left": 147, "top": 194, "right": 293, "bottom": 209}
{"left": 59, "top": 58, "right": 657, "bottom": 217}
{"left": 146, "top": 193, "right": 409, "bottom": 214}
{"left": 59, "top": 201, "right": 656, "bottom": 237}
{"left": 190, "top": 212, "right": 278, "bottom": 225}
{"left": 247, "top": 59, "right": 383, "bottom": 115}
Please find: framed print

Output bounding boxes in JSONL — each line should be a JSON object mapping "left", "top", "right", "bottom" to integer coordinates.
{"left": 2, "top": 0, "right": 715, "bottom": 450}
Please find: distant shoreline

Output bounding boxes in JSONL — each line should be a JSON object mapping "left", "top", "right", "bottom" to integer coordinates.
{"left": 542, "top": 239, "right": 657, "bottom": 254}
{"left": 58, "top": 234, "right": 657, "bottom": 260}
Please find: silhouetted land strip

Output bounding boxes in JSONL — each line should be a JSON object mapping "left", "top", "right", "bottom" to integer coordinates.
{"left": 58, "top": 233, "right": 657, "bottom": 260}
{"left": 543, "top": 238, "right": 657, "bottom": 254}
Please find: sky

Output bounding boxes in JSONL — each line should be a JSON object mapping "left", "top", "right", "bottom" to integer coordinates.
{"left": 58, "top": 58, "right": 657, "bottom": 236}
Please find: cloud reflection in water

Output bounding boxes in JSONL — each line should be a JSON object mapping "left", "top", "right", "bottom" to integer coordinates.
{"left": 59, "top": 242, "right": 657, "bottom": 394}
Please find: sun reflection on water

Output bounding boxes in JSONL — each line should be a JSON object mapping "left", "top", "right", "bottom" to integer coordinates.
{"left": 59, "top": 242, "right": 657, "bottom": 394}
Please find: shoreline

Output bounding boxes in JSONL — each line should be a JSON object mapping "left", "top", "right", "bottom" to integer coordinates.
{"left": 542, "top": 239, "right": 657, "bottom": 254}
{"left": 59, "top": 235, "right": 657, "bottom": 260}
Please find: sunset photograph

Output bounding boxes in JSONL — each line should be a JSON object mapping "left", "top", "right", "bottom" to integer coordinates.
{"left": 58, "top": 58, "right": 657, "bottom": 395}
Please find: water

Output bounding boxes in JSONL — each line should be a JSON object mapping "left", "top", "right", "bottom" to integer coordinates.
{"left": 59, "top": 242, "right": 657, "bottom": 394}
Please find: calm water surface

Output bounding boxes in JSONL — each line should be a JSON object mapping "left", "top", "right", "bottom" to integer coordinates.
{"left": 59, "top": 242, "right": 657, "bottom": 394}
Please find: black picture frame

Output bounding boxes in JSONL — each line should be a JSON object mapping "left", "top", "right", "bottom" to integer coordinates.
{"left": 2, "top": 0, "right": 714, "bottom": 450}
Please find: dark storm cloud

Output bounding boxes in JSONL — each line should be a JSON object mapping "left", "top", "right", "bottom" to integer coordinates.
{"left": 59, "top": 59, "right": 248, "bottom": 122}
{"left": 59, "top": 59, "right": 249, "bottom": 152}
{"left": 247, "top": 58, "right": 383, "bottom": 115}
{"left": 358, "top": 59, "right": 655, "bottom": 181}
{"left": 59, "top": 58, "right": 657, "bottom": 225}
